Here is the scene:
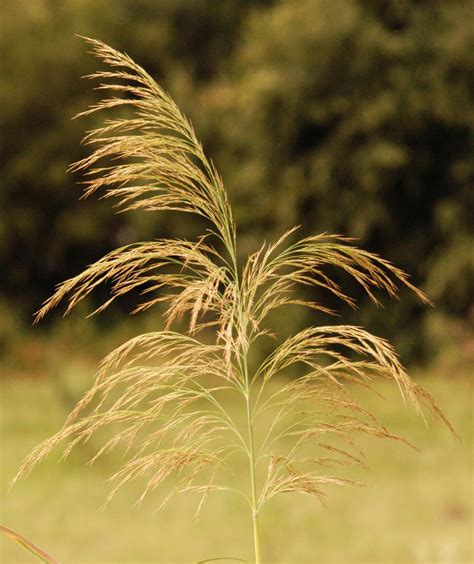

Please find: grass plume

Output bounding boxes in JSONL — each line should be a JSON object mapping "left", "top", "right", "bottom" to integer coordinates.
{"left": 14, "top": 38, "right": 455, "bottom": 563}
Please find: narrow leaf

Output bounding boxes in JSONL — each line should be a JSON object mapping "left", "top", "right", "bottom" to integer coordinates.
{"left": 0, "top": 525, "right": 60, "bottom": 564}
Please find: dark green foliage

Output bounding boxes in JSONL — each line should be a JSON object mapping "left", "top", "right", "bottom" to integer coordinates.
{"left": 205, "top": 0, "right": 474, "bottom": 359}
{"left": 1, "top": 0, "right": 472, "bottom": 361}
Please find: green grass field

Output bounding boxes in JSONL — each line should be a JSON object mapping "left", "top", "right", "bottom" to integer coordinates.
{"left": 1, "top": 356, "right": 472, "bottom": 563}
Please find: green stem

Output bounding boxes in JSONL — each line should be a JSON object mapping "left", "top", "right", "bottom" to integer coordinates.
{"left": 232, "top": 234, "right": 261, "bottom": 562}
{"left": 245, "top": 390, "right": 261, "bottom": 564}
{"left": 252, "top": 509, "right": 261, "bottom": 564}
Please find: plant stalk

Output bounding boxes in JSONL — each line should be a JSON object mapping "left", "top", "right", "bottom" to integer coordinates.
{"left": 233, "top": 240, "right": 261, "bottom": 563}
{"left": 245, "top": 386, "right": 261, "bottom": 564}
{"left": 252, "top": 509, "right": 261, "bottom": 564}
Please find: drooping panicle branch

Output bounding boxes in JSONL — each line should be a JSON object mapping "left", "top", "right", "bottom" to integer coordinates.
{"left": 34, "top": 238, "right": 232, "bottom": 331}
{"left": 74, "top": 37, "right": 236, "bottom": 255}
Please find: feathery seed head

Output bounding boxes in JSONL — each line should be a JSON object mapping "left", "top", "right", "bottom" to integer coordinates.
{"left": 14, "top": 39, "right": 455, "bottom": 540}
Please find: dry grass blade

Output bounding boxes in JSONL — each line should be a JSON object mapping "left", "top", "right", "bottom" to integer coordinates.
{"left": 0, "top": 525, "right": 60, "bottom": 564}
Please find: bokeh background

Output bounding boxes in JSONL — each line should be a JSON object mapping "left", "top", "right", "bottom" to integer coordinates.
{"left": 1, "top": 1, "right": 472, "bottom": 562}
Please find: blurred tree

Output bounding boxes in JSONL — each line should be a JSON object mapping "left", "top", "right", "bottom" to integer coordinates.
{"left": 0, "top": 0, "right": 269, "bottom": 320}
{"left": 200, "top": 0, "right": 474, "bottom": 360}
{"left": 1, "top": 0, "right": 472, "bottom": 363}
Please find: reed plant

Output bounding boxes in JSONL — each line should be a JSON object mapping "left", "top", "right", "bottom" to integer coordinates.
{"left": 13, "top": 38, "right": 454, "bottom": 563}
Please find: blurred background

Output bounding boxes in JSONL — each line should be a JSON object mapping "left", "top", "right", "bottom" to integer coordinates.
{"left": 1, "top": 0, "right": 472, "bottom": 562}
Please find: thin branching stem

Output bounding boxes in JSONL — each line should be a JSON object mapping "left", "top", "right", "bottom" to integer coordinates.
{"left": 242, "top": 353, "right": 262, "bottom": 564}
